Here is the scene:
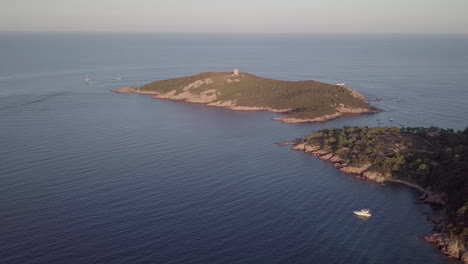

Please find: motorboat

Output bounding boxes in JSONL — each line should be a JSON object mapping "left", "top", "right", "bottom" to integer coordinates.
{"left": 353, "top": 209, "right": 372, "bottom": 217}
{"left": 85, "top": 75, "right": 91, "bottom": 84}
{"left": 336, "top": 82, "right": 346, "bottom": 86}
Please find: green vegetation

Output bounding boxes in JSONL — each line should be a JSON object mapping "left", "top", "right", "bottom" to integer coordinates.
{"left": 140, "top": 72, "right": 376, "bottom": 119}
{"left": 304, "top": 126, "right": 406, "bottom": 173}
{"left": 302, "top": 126, "right": 468, "bottom": 240}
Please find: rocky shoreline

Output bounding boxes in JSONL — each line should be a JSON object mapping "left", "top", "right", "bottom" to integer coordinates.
{"left": 273, "top": 107, "right": 378, "bottom": 123}
{"left": 291, "top": 141, "right": 467, "bottom": 263}
{"left": 425, "top": 233, "right": 467, "bottom": 262}
{"left": 114, "top": 86, "right": 377, "bottom": 123}
{"left": 291, "top": 141, "right": 448, "bottom": 203}
{"left": 292, "top": 142, "right": 386, "bottom": 182}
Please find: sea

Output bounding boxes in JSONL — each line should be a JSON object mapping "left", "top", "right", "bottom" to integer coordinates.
{"left": 0, "top": 33, "right": 467, "bottom": 264}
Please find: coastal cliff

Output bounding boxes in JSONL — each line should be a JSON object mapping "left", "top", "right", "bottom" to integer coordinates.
{"left": 113, "top": 71, "right": 377, "bottom": 123}
{"left": 293, "top": 126, "right": 468, "bottom": 262}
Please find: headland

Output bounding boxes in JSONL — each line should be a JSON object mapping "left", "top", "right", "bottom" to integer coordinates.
{"left": 292, "top": 126, "right": 468, "bottom": 262}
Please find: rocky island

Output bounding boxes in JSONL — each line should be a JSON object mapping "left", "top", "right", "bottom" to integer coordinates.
{"left": 293, "top": 126, "right": 468, "bottom": 262}
{"left": 114, "top": 70, "right": 377, "bottom": 123}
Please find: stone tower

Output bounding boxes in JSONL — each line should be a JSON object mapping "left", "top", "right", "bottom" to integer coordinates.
{"left": 233, "top": 69, "right": 239, "bottom": 76}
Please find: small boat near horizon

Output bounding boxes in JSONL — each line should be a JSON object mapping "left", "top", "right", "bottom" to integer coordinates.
{"left": 336, "top": 82, "right": 346, "bottom": 86}
{"left": 84, "top": 75, "right": 91, "bottom": 84}
{"left": 353, "top": 209, "right": 372, "bottom": 217}
{"left": 389, "top": 118, "right": 394, "bottom": 122}
{"left": 115, "top": 73, "right": 123, "bottom": 80}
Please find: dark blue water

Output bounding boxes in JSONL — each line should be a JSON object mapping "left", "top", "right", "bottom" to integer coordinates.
{"left": 1, "top": 33, "right": 467, "bottom": 264}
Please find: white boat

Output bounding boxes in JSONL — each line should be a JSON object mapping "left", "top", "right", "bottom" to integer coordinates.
{"left": 353, "top": 209, "right": 372, "bottom": 217}
{"left": 336, "top": 82, "right": 346, "bottom": 86}
{"left": 84, "top": 75, "right": 91, "bottom": 84}
{"left": 115, "top": 73, "right": 123, "bottom": 80}
{"left": 389, "top": 118, "right": 394, "bottom": 122}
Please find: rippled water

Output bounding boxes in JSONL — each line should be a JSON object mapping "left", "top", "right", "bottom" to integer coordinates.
{"left": 1, "top": 33, "right": 467, "bottom": 264}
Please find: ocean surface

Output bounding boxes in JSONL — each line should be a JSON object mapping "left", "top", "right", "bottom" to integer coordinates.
{"left": 1, "top": 33, "right": 467, "bottom": 264}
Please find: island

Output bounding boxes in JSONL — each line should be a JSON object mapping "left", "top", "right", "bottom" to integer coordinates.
{"left": 114, "top": 70, "right": 378, "bottom": 123}
{"left": 292, "top": 126, "right": 468, "bottom": 262}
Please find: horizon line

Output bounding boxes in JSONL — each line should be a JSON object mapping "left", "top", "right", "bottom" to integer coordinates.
{"left": 1, "top": 31, "right": 468, "bottom": 36}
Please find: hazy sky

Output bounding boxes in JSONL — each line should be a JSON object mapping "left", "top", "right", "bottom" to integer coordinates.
{"left": 2, "top": 0, "right": 468, "bottom": 34}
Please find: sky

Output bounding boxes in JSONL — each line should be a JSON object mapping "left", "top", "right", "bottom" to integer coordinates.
{"left": 1, "top": 0, "right": 468, "bottom": 34}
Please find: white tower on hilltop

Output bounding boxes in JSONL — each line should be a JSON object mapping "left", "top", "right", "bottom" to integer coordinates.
{"left": 233, "top": 69, "right": 239, "bottom": 76}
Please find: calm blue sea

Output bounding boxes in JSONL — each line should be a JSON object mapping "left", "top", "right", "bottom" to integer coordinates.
{"left": 0, "top": 33, "right": 467, "bottom": 264}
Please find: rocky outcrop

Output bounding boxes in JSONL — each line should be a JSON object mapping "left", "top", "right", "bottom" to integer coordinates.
{"left": 339, "top": 162, "right": 372, "bottom": 174}
{"left": 182, "top": 78, "right": 214, "bottom": 91}
{"left": 320, "top": 153, "right": 334, "bottom": 160}
{"left": 207, "top": 100, "right": 291, "bottom": 113}
{"left": 153, "top": 90, "right": 177, "bottom": 99}
{"left": 345, "top": 87, "right": 366, "bottom": 99}
{"left": 113, "top": 87, "right": 136, "bottom": 93}
{"left": 275, "top": 138, "right": 303, "bottom": 146}
{"left": 424, "top": 233, "right": 466, "bottom": 262}
{"left": 292, "top": 143, "right": 381, "bottom": 181}
{"left": 275, "top": 107, "right": 378, "bottom": 124}
{"left": 362, "top": 171, "right": 386, "bottom": 183}
{"left": 303, "top": 144, "right": 320, "bottom": 152}
{"left": 134, "top": 90, "right": 161, "bottom": 95}
{"left": 276, "top": 113, "right": 344, "bottom": 123}
{"left": 420, "top": 192, "right": 448, "bottom": 205}
{"left": 291, "top": 143, "right": 306, "bottom": 150}
{"left": 463, "top": 251, "right": 468, "bottom": 263}
{"left": 329, "top": 155, "right": 342, "bottom": 163}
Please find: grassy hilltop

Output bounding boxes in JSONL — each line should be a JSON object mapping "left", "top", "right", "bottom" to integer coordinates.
{"left": 134, "top": 72, "right": 377, "bottom": 122}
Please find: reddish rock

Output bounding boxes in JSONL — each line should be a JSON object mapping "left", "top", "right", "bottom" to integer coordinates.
{"left": 425, "top": 233, "right": 466, "bottom": 261}
{"left": 339, "top": 162, "right": 371, "bottom": 174}
{"left": 362, "top": 171, "right": 385, "bottom": 183}
{"left": 113, "top": 87, "right": 136, "bottom": 93}
{"left": 304, "top": 144, "right": 321, "bottom": 152}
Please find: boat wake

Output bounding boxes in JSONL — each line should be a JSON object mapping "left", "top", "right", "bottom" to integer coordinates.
{"left": 0, "top": 92, "right": 70, "bottom": 111}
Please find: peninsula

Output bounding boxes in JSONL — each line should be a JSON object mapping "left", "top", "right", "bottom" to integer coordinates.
{"left": 293, "top": 126, "right": 468, "bottom": 262}
{"left": 114, "top": 71, "right": 377, "bottom": 123}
